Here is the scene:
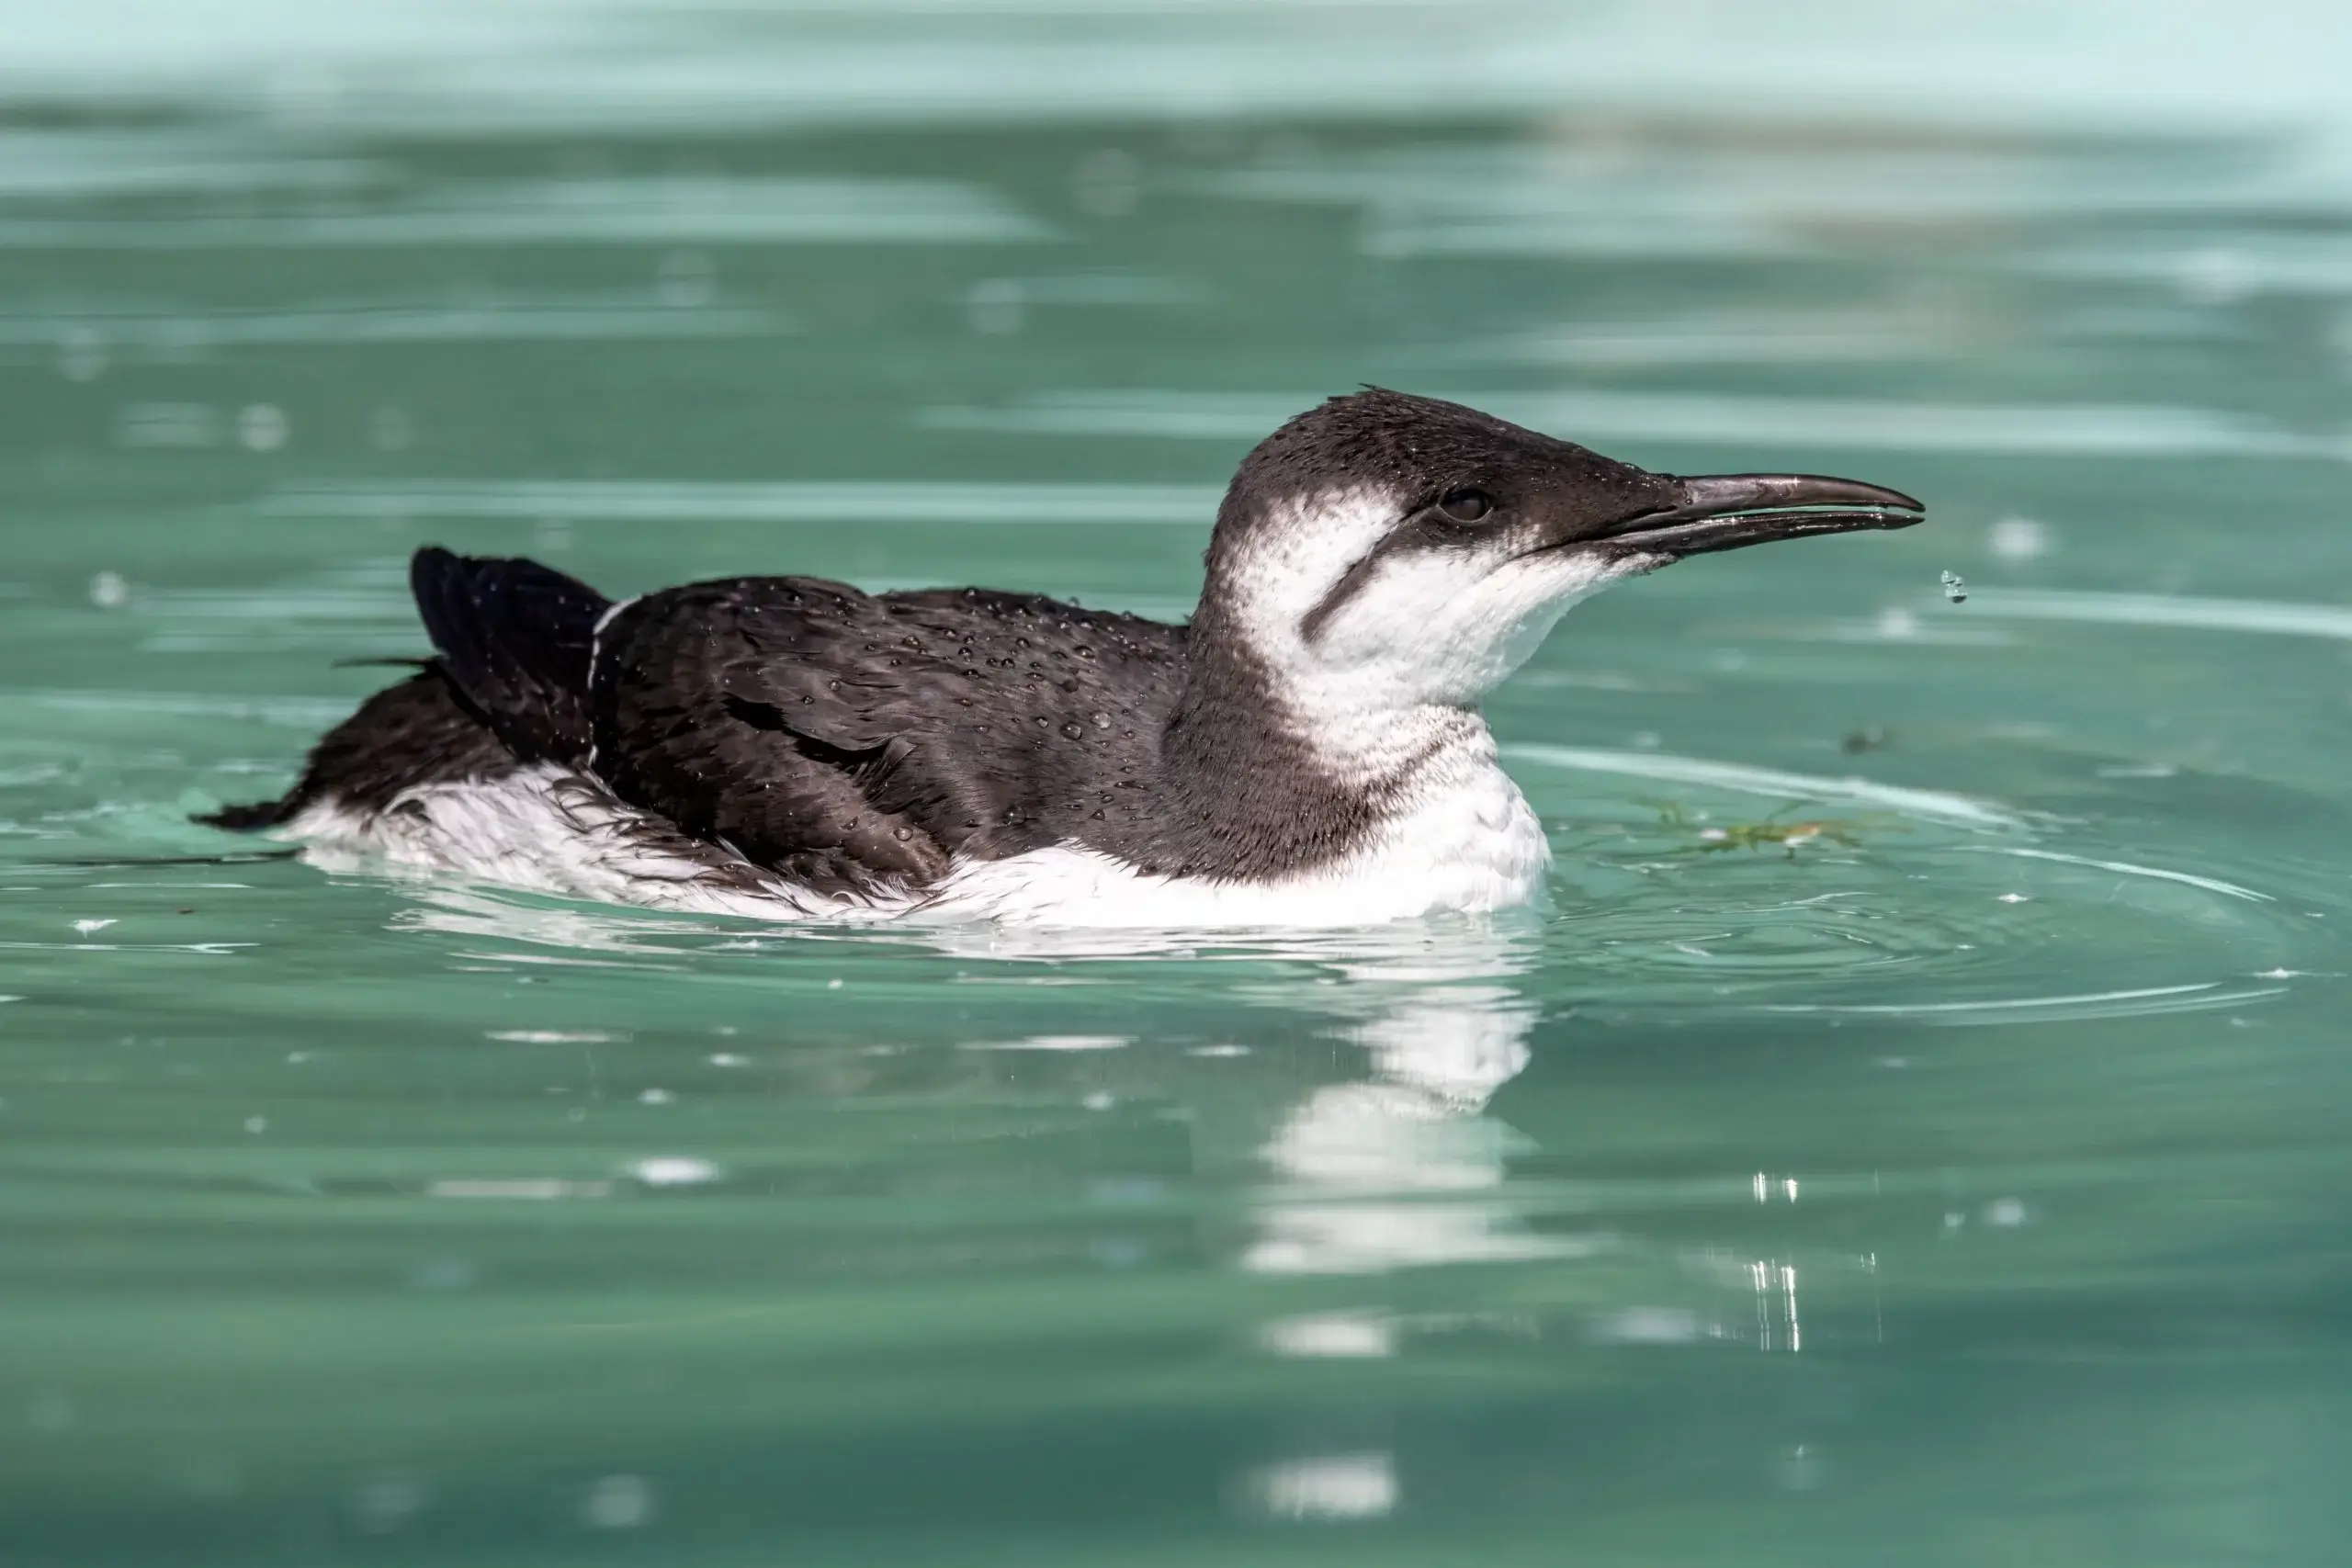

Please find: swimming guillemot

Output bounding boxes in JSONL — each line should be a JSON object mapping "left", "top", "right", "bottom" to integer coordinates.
{"left": 204, "top": 389, "right": 1922, "bottom": 926}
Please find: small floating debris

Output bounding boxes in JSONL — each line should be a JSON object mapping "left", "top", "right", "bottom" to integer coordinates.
{"left": 1650, "top": 800, "right": 1892, "bottom": 859}
{"left": 1940, "top": 570, "right": 1968, "bottom": 604}
{"left": 1840, "top": 726, "right": 1892, "bottom": 755}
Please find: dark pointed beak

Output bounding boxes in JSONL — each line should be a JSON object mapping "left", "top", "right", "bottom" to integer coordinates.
{"left": 1600, "top": 473, "right": 1925, "bottom": 557}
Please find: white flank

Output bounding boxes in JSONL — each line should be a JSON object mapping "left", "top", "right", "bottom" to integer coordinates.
{"left": 282, "top": 736, "right": 1552, "bottom": 929}
{"left": 285, "top": 767, "right": 867, "bottom": 921}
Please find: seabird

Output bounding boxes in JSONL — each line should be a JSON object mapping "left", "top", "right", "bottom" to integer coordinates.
{"left": 204, "top": 389, "right": 1922, "bottom": 926}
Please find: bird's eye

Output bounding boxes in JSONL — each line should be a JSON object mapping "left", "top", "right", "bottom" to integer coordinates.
{"left": 1436, "top": 488, "right": 1495, "bottom": 524}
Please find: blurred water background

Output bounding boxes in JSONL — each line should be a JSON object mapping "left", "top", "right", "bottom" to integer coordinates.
{"left": 4, "top": 2, "right": 2351, "bottom": 1563}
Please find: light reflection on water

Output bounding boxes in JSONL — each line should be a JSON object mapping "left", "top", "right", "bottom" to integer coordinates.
{"left": 5, "top": 0, "right": 2352, "bottom": 1562}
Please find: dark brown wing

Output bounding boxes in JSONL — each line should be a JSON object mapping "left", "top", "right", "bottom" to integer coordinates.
{"left": 588, "top": 577, "right": 1186, "bottom": 896}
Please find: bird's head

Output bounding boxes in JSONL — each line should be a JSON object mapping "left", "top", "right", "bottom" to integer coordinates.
{"left": 1197, "top": 388, "right": 1922, "bottom": 715}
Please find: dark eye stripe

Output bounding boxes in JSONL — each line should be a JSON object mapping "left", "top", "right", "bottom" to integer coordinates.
{"left": 1299, "top": 513, "right": 1461, "bottom": 642}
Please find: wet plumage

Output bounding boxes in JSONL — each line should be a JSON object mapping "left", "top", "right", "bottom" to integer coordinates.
{"left": 206, "top": 389, "right": 1922, "bottom": 926}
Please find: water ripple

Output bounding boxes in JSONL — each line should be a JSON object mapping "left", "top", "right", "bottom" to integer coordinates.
{"left": 1511, "top": 745, "right": 2028, "bottom": 829}
{"left": 1963, "top": 591, "right": 2352, "bottom": 640}
{"left": 922, "top": 389, "right": 2334, "bottom": 460}
{"left": 266, "top": 479, "right": 1226, "bottom": 525}
{"left": 0, "top": 177, "right": 1049, "bottom": 249}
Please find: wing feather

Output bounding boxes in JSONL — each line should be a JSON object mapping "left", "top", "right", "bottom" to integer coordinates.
{"left": 409, "top": 547, "right": 609, "bottom": 764}
{"left": 590, "top": 578, "right": 1184, "bottom": 892}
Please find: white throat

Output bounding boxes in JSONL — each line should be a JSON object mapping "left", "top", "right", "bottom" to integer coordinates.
{"left": 1216, "top": 487, "right": 1651, "bottom": 780}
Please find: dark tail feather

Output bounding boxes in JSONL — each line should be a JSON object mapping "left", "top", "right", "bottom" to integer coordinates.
{"left": 196, "top": 795, "right": 301, "bottom": 830}
{"left": 409, "top": 547, "right": 610, "bottom": 765}
{"left": 193, "top": 667, "right": 523, "bottom": 836}
{"left": 194, "top": 550, "right": 608, "bottom": 837}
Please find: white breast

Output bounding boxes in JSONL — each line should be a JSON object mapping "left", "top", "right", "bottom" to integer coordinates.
{"left": 921, "top": 722, "right": 1549, "bottom": 927}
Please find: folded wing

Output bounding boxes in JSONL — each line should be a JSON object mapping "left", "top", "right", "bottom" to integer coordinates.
{"left": 589, "top": 577, "right": 1186, "bottom": 896}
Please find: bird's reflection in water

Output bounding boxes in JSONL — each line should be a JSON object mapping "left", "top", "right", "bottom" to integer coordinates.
{"left": 1238, "top": 944, "right": 1574, "bottom": 1275}
{"left": 399, "top": 885, "right": 1568, "bottom": 1276}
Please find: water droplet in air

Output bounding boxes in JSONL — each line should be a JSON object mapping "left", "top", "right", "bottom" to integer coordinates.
{"left": 1940, "top": 570, "right": 1967, "bottom": 604}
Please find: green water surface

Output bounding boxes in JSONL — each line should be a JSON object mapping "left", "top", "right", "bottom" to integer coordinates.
{"left": 4, "top": 6, "right": 2350, "bottom": 1564}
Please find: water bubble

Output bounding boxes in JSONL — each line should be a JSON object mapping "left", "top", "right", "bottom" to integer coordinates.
{"left": 637, "top": 1088, "right": 674, "bottom": 1106}
{"left": 88, "top": 570, "right": 129, "bottom": 609}
{"left": 627, "top": 1156, "right": 721, "bottom": 1187}
{"left": 1940, "top": 570, "right": 1967, "bottom": 604}
{"left": 1988, "top": 515, "right": 2050, "bottom": 560}
{"left": 1875, "top": 606, "right": 1919, "bottom": 638}
{"left": 1247, "top": 1451, "right": 1396, "bottom": 1521}
{"left": 237, "top": 403, "right": 288, "bottom": 453}
{"left": 243, "top": 1115, "right": 267, "bottom": 1134}
{"left": 1260, "top": 1312, "right": 1396, "bottom": 1359}
{"left": 580, "top": 1474, "right": 657, "bottom": 1530}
